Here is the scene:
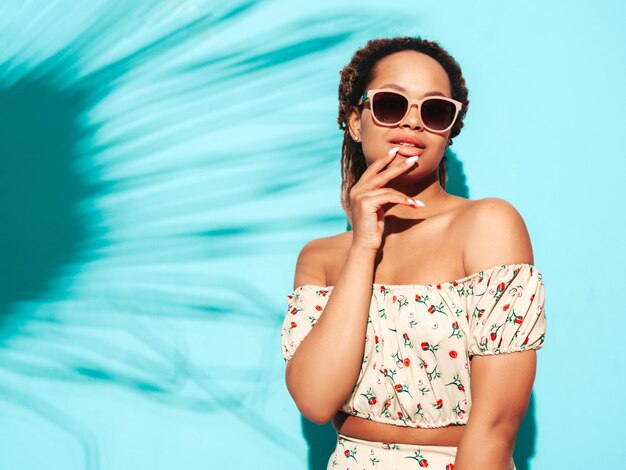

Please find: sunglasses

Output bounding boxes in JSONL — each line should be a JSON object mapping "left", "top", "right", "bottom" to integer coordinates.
{"left": 357, "top": 88, "right": 463, "bottom": 132}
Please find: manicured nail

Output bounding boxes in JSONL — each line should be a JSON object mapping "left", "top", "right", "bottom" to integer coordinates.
{"left": 388, "top": 147, "right": 400, "bottom": 156}
{"left": 405, "top": 156, "right": 419, "bottom": 165}
{"left": 408, "top": 198, "right": 425, "bottom": 207}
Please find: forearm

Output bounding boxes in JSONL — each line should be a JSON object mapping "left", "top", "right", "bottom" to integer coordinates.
{"left": 286, "top": 244, "right": 377, "bottom": 423}
{"left": 454, "top": 421, "right": 517, "bottom": 470}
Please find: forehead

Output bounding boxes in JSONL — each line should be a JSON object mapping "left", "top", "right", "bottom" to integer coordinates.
{"left": 369, "top": 51, "right": 451, "bottom": 97}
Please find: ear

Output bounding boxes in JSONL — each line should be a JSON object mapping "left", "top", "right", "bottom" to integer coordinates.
{"left": 347, "top": 105, "right": 362, "bottom": 141}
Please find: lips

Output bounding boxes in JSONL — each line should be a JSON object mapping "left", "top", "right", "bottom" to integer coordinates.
{"left": 389, "top": 135, "right": 426, "bottom": 157}
{"left": 389, "top": 135, "right": 426, "bottom": 148}
{"left": 391, "top": 143, "right": 425, "bottom": 157}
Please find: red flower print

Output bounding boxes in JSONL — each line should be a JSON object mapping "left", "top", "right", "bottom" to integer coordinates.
{"left": 530, "top": 294, "right": 535, "bottom": 301}
{"left": 428, "top": 305, "right": 435, "bottom": 313}
{"left": 291, "top": 321, "right": 297, "bottom": 328}
{"left": 503, "top": 303, "right": 510, "bottom": 311}
{"left": 403, "top": 358, "right": 411, "bottom": 366}
{"left": 523, "top": 336, "right": 529, "bottom": 345}
{"left": 446, "top": 464, "right": 455, "bottom": 470}
{"left": 452, "top": 321, "right": 459, "bottom": 329}
{"left": 449, "top": 350, "right": 457, "bottom": 358}
{"left": 380, "top": 286, "right": 386, "bottom": 292}
{"left": 290, "top": 307, "right": 297, "bottom": 315}
{"left": 459, "top": 385, "right": 465, "bottom": 392}
{"left": 368, "top": 397, "right": 377, "bottom": 405}
{"left": 423, "top": 361, "right": 428, "bottom": 368}
{"left": 497, "top": 282, "right": 505, "bottom": 293}
{"left": 393, "top": 295, "right": 397, "bottom": 303}
{"left": 397, "top": 411, "right": 403, "bottom": 418}
{"left": 375, "top": 335, "right": 379, "bottom": 344}
{"left": 452, "top": 281, "right": 458, "bottom": 287}
{"left": 416, "top": 294, "right": 422, "bottom": 301}
{"left": 384, "top": 401, "right": 391, "bottom": 409}
{"left": 419, "top": 460, "right": 429, "bottom": 467}
{"left": 403, "top": 333, "right": 409, "bottom": 340}
{"left": 435, "top": 399, "right": 443, "bottom": 408}
{"left": 490, "top": 332, "right": 497, "bottom": 341}
{"left": 514, "top": 316, "right": 523, "bottom": 324}
{"left": 394, "top": 384, "right": 403, "bottom": 392}
{"left": 436, "top": 283, "right": 441, "bottom": 290}
{"left": 421, "top": 342, "right": 429, "bottom": 351}
{"left": 315, "top": 305, "right": 322, "bottom": 311}
{"left": 344, "top": 449, "right": 349, "bottom": 457}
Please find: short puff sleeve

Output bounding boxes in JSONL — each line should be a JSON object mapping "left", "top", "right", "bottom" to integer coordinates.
{"left": 465, "top": 263, "right": 547, "bottom": 357}
{"left": 280, "top": 285, "right": 331, "bottom": 363}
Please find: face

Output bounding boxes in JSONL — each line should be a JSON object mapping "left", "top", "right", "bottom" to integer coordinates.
{"left": 347, "top": 51, "right": 454, "bottom": 179}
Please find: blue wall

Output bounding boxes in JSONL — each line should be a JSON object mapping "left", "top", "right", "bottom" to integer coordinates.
{"left": 1, "top": 0, "right": 624, "bottom": 468}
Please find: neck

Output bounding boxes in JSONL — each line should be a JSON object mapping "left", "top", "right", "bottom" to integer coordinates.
{"left": 381, "top": 168, "right": 450, "bottom": 228}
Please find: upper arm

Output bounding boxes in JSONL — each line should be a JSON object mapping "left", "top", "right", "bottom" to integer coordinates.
{"left": 292, "top": 238, "right": 328, "bottom": 290}
{"left": 463, "top": 198, "right": 538, "bottom": 432}
{"left": 463, "top": 197, "right": 534, "bottom": 274}
{"left": 286, "top": 238, "right": 327, "bottom": 377}
{"left": 469, "top": 348, "right": 537, "bottom": 434}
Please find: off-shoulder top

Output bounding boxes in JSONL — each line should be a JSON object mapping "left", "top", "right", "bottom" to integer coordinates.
{"left": 279, "top": 263, "right": 547, "bottom": 429}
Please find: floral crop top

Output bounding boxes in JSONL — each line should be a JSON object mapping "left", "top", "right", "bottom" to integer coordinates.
{"left": 279, "top": 263, "right": 547, "bottom": 429}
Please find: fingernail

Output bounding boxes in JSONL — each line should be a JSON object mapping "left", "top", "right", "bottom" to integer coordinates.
{"left": 409, "top": 198, "right": 425, "bottom": 207}
{"left": 405, "top": 156, "right": 419, "bottom": 165}
{"left": 388, "top": 147, "right": 400, "bottom": 156}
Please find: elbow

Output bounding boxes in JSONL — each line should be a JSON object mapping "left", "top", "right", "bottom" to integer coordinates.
{"left": 297, "top": 403, "right": 334, "bottom": 425}
{"left": 492, "top": 416, "right": 521, "bottom": 445}
{"left": 502, "top": 413, "right": 526, "bottom": 444}
{"left": 489, "top": 405, "right": 527, "bottom": 440}
{"left": 285, "top": 362, "right": 337, "bottom": 425}
{"left": 288, "top": 385, "right": 336, "bottom": 424}
{"left": 471, "top": 414, "right": 522, "bottom": 448}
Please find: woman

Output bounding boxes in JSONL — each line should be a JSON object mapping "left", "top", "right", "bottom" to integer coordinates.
{"left": 280, "top": 36, "right": 547, "bottom": 470}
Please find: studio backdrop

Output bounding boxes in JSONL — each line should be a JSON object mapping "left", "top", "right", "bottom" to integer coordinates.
{"left": 0, "top": 0, "right": 624, "bottom": 469}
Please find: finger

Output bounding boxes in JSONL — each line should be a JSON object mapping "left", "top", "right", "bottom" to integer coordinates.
{"left": 364, "top": 188, "right": 426, "bottom": 207}
{"left": 366, "top": 154, "right": 420, "bottom": 190}
{"left": 351, "top": 147, "right": 402, "bottom": 199}
{"left": 361, "top": 146, "right": 401, "bottom": 177}
{"left": 363, "top": 193, "right": 425, "bottom": 212}
{"left": 355, "top": 147, "right": 405, "bottom": 193}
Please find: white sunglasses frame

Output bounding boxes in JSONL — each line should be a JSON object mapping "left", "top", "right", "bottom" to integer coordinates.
{"left": 357, "top": 88, "right": 463, "bottom": 132}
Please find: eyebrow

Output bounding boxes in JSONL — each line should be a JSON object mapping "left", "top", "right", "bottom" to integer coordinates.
{"left": 378, "top": 83, "right": 447, "bottom": 97}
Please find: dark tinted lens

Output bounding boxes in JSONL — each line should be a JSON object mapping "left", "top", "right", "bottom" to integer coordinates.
{"left": 371, "top": 91, "right": 408, "bottom": 124}
{"left": 421, "top": 98, "right": 456, "bottom": 130}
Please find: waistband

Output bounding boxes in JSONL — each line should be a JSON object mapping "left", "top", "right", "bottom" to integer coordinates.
{"left": 337, "top": 432, "right": 458, "bottom": 452}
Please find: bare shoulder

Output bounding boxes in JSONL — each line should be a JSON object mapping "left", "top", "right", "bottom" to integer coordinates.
{"left": 293, "top": 232, "right": 351, "bottom": 289}
{"left": 462, "top": 197, "right": 534, "bottom": 274}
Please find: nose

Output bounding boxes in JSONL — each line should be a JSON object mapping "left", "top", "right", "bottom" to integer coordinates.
{"left": 400, "top": 102, "right": 424, "bottom": 130}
